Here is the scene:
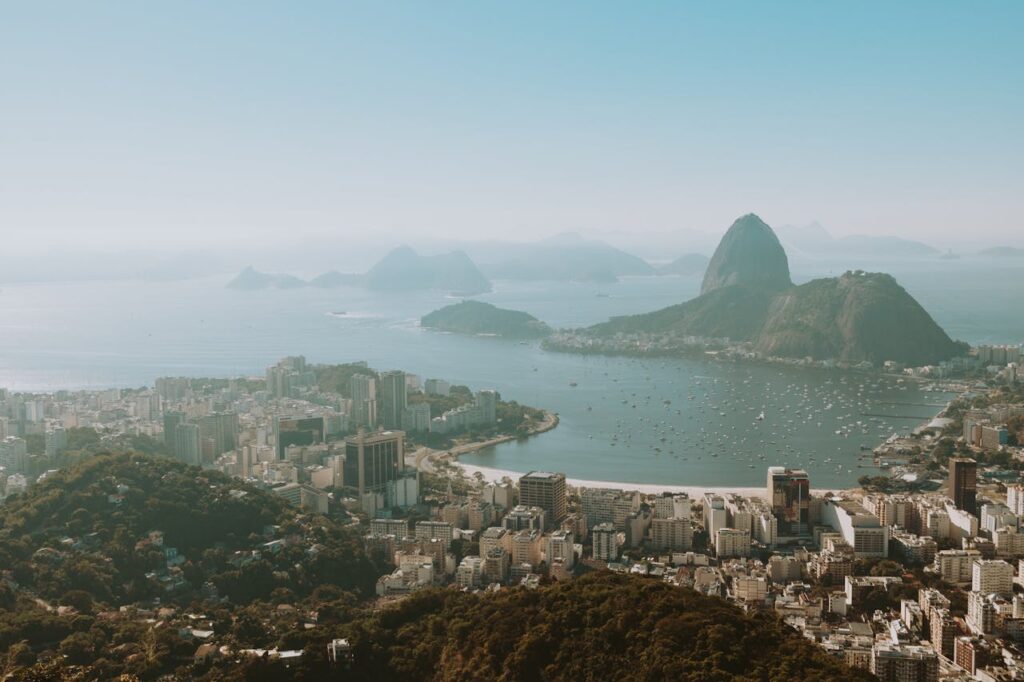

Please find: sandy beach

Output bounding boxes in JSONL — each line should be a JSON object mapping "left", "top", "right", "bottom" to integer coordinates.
{"left": 454, "top": 460, "right": 839, "bottom": 499}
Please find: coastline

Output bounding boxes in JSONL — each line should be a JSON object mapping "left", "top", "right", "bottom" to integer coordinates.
{"left": 409, "top": 409, "right": 560, "bottom": 472}
{"left": 410, "top": 410, "right": 842, "bottom": 498}
{"left": 454, "top": 460, "right": 841, "bottom": 498}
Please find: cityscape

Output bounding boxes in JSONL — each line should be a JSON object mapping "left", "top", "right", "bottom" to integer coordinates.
{"left": 0, "top": 346, "right": 1023, "bottom": 679}
{"left": 3, "top": 2, "right": 1024, "bottom": 681}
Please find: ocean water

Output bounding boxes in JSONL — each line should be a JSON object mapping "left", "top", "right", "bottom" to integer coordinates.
{"left": 0, "top": 257, "right": 1020, "bottom": 489}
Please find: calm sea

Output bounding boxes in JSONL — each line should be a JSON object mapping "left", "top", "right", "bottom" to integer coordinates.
{"left": 0, "top": 257, "right": 1020, "bottom": 488}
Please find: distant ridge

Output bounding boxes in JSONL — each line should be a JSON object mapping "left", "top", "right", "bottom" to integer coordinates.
{"left": 477, "top": 233, "right": 655, "bottom": 282}
{"left": 365, "top": 246, "right": 491, "bottom": 294}
{"left": 978, "top": 246, "right": 1024, "bottom": 258}
{"left": 587, "top": 214, "right": 965, "bottom": 365}
{"left": 656, "top": 253, "right": 709, "bottom": 277}
{"left": 226, "top": 247, "right": 492, "bottom": 295}
{"left": 775, "top": 222, "right": 939, "bottom": 257}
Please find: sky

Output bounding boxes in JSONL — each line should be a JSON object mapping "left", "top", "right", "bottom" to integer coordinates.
{"left": 1, "top": 1, "right": 1022, "bottom": 255}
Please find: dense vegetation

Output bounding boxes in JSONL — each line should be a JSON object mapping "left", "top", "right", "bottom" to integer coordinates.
{"left": 0, "top": 453, "right": 381, "bottom": 678}
{"left": 318, "top": 573, "right": 872, "bottom": 681}
{"left": 421, "top": 300, "right": 551, "bottom": 339}
{"left": 756, "top": 271, "right": 967, "bottom": 365}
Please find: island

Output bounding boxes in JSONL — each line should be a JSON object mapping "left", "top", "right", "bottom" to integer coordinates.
{"left": 420, "top": 300, "right": 552, "bottom": 339}
{"left": 226, "top": 265, "right": 307, "bottom": 290}
{"left": 225, "top": 246, "right": 492, "bottom": 295}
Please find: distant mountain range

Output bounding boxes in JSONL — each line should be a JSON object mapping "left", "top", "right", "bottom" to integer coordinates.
{"left": 655, "top": 253, "right": 710, "bottom": 277}
{"left": 775, "top": 221, "right": 939, "bottom": 257}
{"left": 588, "top": 214, "right": 966, "bottom": 365}
{"left": 226, "top": 246, "right": 492, "bottom": 295}
{"left": 978, "top": 246, "right": 1024, "bottom": 258}
{"left": 467, "top": 233, "right": 655, "bottom": 282}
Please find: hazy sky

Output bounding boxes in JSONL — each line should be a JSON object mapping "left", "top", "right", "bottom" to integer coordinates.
{"left": 2, "top": 2, "right": 1022, "bottom": 252}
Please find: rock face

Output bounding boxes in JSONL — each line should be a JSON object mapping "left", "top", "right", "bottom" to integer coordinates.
{"left": 701, "top": 214, "right": 792, "bottom": 295}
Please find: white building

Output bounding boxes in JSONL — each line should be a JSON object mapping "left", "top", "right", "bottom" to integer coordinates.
{"left": 972, "top": 559, "right": 1013, "bottom": 595}
{"left": 546, "top": 529, "right": 575, "bottom": 570}
{"left": 650, "top": 517, "right": 693, "bottom": 551}
{"left": 820, "top": 499, "right": 889, "bottom": 558}
{"left": 716, "top": 528, "right": 751, "bottom": 558}
{"left": 933, "top": 549, "right": 981, "bottom": 585}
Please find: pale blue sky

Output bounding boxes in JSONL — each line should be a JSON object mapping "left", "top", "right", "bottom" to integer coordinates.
{"left": 1, "top": 2, "right": 1022, "bottom": 251}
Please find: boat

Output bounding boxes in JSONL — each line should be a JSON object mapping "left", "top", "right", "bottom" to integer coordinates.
{"left": 569, "top": 381, "right": 578, "bottom": 387}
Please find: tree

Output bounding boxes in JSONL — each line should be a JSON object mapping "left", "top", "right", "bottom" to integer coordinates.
{"left": 869, "top": 560, "right": 904, "bottom": 577}
{"left": 59, "top": 590, "right": 94, "bottom": 614}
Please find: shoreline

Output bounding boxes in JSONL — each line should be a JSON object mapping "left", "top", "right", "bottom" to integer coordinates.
{"left": 453, "top": 460, "right": 841, "bottom": 498}
{"left": 411, "top": 410, "right": 846, "bottom": 498}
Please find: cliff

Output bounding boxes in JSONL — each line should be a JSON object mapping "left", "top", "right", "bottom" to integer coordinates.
{"left": 701, "top": 213, "right": 792, "bottom": 294}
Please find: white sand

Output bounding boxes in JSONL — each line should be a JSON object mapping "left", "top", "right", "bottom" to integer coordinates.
{"left": 454, "top": 461, "right": 840, "bottom": 499}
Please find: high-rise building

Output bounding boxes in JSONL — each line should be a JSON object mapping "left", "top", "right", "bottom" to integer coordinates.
{"left": 592, "top": 522, "right": 619, "bottom": 561}
{"left": 350, "top": 374, "right": 378, "bottom": 428}
{"left": 972, "top": 559, "right": 1013, "bottom": 595}
{"left": 821, "top": 499, "right": 890, "bottom": 558}
{"left": 163, "top": 411, "right": 185, "bottom": 449}
{"left": 650, "top": 517, "right": 693, "bottom": 551}
{"left": 715, "top": 528, "right": 751, "bottom": 558}
{"left": 44, "top": 427, "right": 68, "bottom": 458}
{"left": 870, "top": 643, "right": 939, "bottom": 682}
{"left": 0, "top": 436, "right": 28, "bottom": 474}
{"left": 767, "top": 467, "right": 810, "bottom": 536}
{"left": 547, "top": 529, "right": 575, "bottom": 570}
{"left": 275, "top": 416, "right": 325, "bottom": 459}
{"left": 265, "top": 356, "right": 315, "bottom": 399}
{"left": 378, "top": 371, "right": 407, "bottom": 430}
{"left": 929, "top": 609, "right": 957, "bottom": 659}
{"left": 343, "top": 430, "right": 405, "bottom": 497}
{"left": 198, "top": 411, "right": 238, "bottom": 457}
{"left": 173, "top": 422, "right": 201, "bottom": 466}
{"left": 424, "top": 379, "right": 450, "bottom": 396}
{"left": 474, "top": 390, "right": 498, "bottom": 424}
{"left": 518, "top": 471, "right": 567, "bottom": 528}
{"left": 949, "top": 458, "right": 978, "bottom": 515}
{"left": 503, "top": 505, "right": 546, "bottom": 532}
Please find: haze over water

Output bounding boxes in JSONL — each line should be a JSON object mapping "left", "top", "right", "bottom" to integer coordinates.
{"left": 0, "top": 255, "right": 1020, "bottom": 489}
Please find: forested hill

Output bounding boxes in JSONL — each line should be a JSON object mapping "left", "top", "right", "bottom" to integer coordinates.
{"left": 0, "top": 452, "right": 381, "bottom": 679}
{"left": 0, "top": 453, "right": 380, "bottom": 607}
{"left": 331, "top": 572, "right": 874, "bottom": 681}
